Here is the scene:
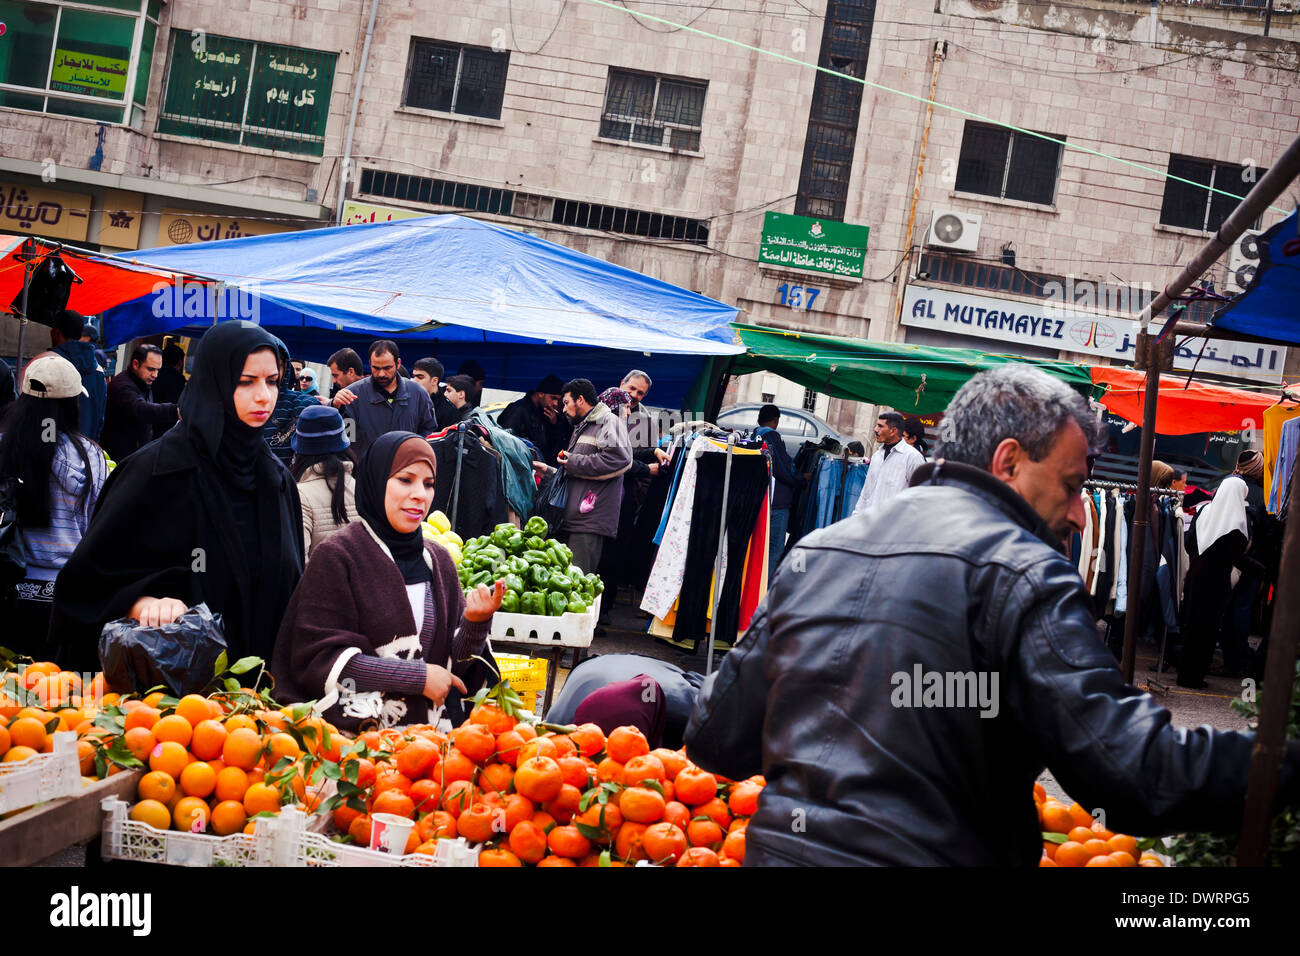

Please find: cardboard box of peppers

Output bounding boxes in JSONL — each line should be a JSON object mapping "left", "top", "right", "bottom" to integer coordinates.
{"left": 457, "top": 517, "right": 605, "bottom": 617}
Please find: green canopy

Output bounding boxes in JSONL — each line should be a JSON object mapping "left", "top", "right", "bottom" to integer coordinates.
{"left": 731, "top": 324, "right": 1097, "bottom": 415}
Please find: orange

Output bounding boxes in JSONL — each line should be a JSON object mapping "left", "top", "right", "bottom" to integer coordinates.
{"left": 410, "top": 779, "right": 443, "bottom": 815}
{"left": 1042, "top": 840, "right": 1058, "bottom": 861}
{"left": 137, "top": 770, "right": 177, "bottom": 803}
{"left": 1107, "top": 834, "right": 1139, "bottom": 861}
{"left": 440, "top": 779, "right": 476, "bottom": 817}
{"left": 396, "top": 737, "right": 440, "bottom": 780}
{"left": 1040, "top": 854, "right": 1058, "bottom": 867}
{"left": 1067, "top": 826, "right": 1095, "bottom": 844}
{"left": 493, "top": 730, "right": 525, "bottom": 767}
{"left": 418, "top": 810, "right": 458, "bottom": 842}
{"left": 1110, "top": 851, "right": 1138, "bottom": 867}
{"left": 674, "top": 766, "right": 718, "bottom": 806}
{"left": 662, "top": 800, "right": 691, "bottom": 832}
{"left": 348, "top": 814, "right": 373, "bottom": 846}
{"left": 622, "top": 754, "right": 667, "bottom": 787}
{"left": 1033, "top": 781, "right": 1047, "bottom": 804}
{"left": 1039, "top": 802, "right": 1074, "bottom": 835}
{"left": 694, "top": 796, "right": 732, "bottom": 830}
{"left": 223, "top": 713, "right": 257, "bottom": 733}
{"left": 371, "top": 788, "right": 416, "bottom": 819}
{"left": 536, "top": 855, "right": 577, "bottom": 867}
{"left": 1139, "top": 852, "right": 1164, "bottom": 867}
{"left": 173, "top": 796, "right": 210, "bottom": 833}
{"left": 1082, "top": 838, "right": 1111, "bottom": 859}
{"left": 514, "top": 722, "right": 537, "bottom": 742}
{"left": 1085, "top": 854, "right": 1119, "bottom": 867}
{"left": 557, "top": 754, "right": 591, "bottom": 790}
{"left": 469, "top": 701, "right": 516, "bottom": 735}
{"left": 643, "top": 822, "right": 689, "bottom": 865}
{"left": 77, "top": 738, "right": 97, "bottom": 776}
{"left": 687, "top": 818, "right": 723, "bottom": 849}
{"left": 123, "top": 726, "right": 155, "bottom": 762}
{"left": 456, "top": 803, "right": 500, "bottom": 844}
{"left": 1068, "top": 802, "right": 1095, "bottom": 830}
{"left": 8, "top": 716, "right": 48, "bottom": 752}
{"left": 569, "top": 723, "right": 606, "bottom": 758}
{"left": 479, "top": 762, "right": 515, "bottom": 796}
{"left": 173, "top": 694, "right": 212, "bottom": 728}
{"left": 148, "top": 741, "right": 189, "bottom": 778}
{"left": 190, "top": 720, "right": 228, "bottom": 761}
{"left": 605, "top": 725, "right": 649, "bottom": 764}
{"left": 439, "top": 748, "right": 477, "bottom": 783}
{"left": 265, "top": 732, "right": 302, "bottom": 766}
{"left": 478, "top": 847, "right": 523, "bottom": 867}
{"left": 549, "top": 734, "right": 578, "bottom": 760}
{"left": 503, "top": 794, "right": 534, "bottom": 832}
{"left": 722, "top": 827, "right": 746, "bottom": 863}
{"left": 143, "top": 691, "right": 165, "bottom": 708}
{"left": 130, "top": 799, "right": 172, "bottom": 830}
{"left": 2, "top": 745, "right": 37, "bottom": 763}
{"left": 574, "top": 800, "right": 623, "bottom": 837}
{"left": 210, "top": 800, "right": 247, "bottom": 836}
{"left": 531, "top": 810, "right": 557, "bottom": 833}
{"left": 547, "top": 825, "right": 592, "bottom": 859}
{"left": 1054, "top": 841, "right": 1091, "bottom": 867}
{"left": 514, "top": 756, "right": 563, "bottom": 803}
{"left": 509, "top": 820, "right": 550, "bottom": 864}
{"left": 652, "top": 748, "right": 688, "bottom": 781}
{"left": 123, "top": 705, "right": 161, "bottom": 732}
{"left": 728, "top": 779, "right": 762, "bottom": 817}
{"left": 222, "top": 727, "right": 264, "bottom": 770}
{"left": 152, "top": 714, "right": 193, "bottom": 747}
{"left": 179, "top": 760, "right": 217, "bottom": 798}
{"left": 519, "top": 736, "right": 559, "bottom": 764}
{"left": 243, "top": 782, "right": 282, "bottom": 816}
{"left": 451, "top": 724, "right": 496, "bottom": 765}
{"left": 676, "top": 847, "right": 720, "bottom": 867}
{"left": 543, "top": 783, "right": 583, "bottom": 824}
{"left": 615, "top": 821, "right": 650, "bottom": 861}
{"left": 620, "top": 786, "right": 667, "bottom": 824}
{"left": 214, "top": 766, "right": 250, "bottom": 803}
{"left": 596, "top": 757, "right": 625, "bottom": 784}
{"left": 373, "top": 767, "right": 413, "bottom": 798}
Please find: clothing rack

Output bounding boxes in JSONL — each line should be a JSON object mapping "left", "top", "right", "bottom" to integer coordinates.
{"left": 1084, "top": 480, "right": 1183, "bottom": 498}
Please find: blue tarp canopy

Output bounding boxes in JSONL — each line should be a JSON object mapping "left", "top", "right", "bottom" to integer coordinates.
{"left": 97, "top": 215, "right": 743, "bottom": 406}
{"left": 1213, "top": 209, "right": 1300, "bottom": 346}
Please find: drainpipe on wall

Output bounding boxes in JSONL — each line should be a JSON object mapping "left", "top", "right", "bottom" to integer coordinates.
{"left": 336, "top": 0, "right": 382, "bottom": 225}
{"left": 888, "top": 39, "right": 946, "bottom": 342}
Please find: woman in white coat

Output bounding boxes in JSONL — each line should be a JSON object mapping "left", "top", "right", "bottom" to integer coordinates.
{"left": 291, "top": 405, "right": 360, "bottom": 560}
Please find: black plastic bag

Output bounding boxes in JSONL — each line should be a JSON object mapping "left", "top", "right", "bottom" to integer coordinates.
{"left": 98, "top": 602, "right": 228, "bottom": 696}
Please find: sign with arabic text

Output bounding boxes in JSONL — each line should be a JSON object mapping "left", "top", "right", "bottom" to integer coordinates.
{"left": 902, "top": 285, "right": 1287, "bottom": 383}
{"left": 50, "top": 49, "right": 129, "bottom": 99}
{"left": 341, "top": 201, "right": 425, "bottom": 226}
{"left": 758, "top": 211, "right": 870, "bottom": 278}
{"left": 0, "top": 182, "right": 91, "bottom": 242}
{"left": 155, "top": 208, "right": 296, "bottom": 248}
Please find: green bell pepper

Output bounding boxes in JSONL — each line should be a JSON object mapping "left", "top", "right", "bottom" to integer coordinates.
{"left": 467, "top": 569, "right": 493, "bottom": 589}
{"left": 505, "top": 531, "right": 524, "bottom": 554}
{"left": 524, "top": 516, "right": 549, "bottom": 538}
{"left": 566, "top": 593, "right": 588, "bottom": 614}
{"left": 547, "top": 541, "right": 573, "bottom": 570}
{"left": 503, "top": 573, "right": 526, "bottom": 595}
{"left": 522, "top": 549, "right": 551, "bottom": 566}
{"left": 546, "top": 591, "right": 569, "bottom": 616}
{"left": 530, "top": 565, "right": 552, "bottom": 589}
{"left": 507, "top": 556, "right": 530, "bottom": 576}
{"left": 585, "top": 572, "right": 604, "bottom": 595}
{"left": 500, "top": 591, "right": 520, "bottom": 613}
{"left": 521, "top": 591, "right": 544, "bottom": 616}
{"left": 525, "top": 535, "right": 547, "bottom": 552}
{"left": 548, "top": 572, "right": 573, "bottom": 594}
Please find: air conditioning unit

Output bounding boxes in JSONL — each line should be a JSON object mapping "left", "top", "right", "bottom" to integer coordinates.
{"left": 926, "top": 209, "right": 981, "bottom": 253}
{"left": 1225, "top": 229, "right": 1264, "bottom": 295}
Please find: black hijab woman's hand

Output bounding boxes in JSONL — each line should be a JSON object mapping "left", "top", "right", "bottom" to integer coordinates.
{"left": 129, "top": 596, "right": 189, "bottom": 628}
{"left": 465, "top": 579, "right": 506, "bottom": 622}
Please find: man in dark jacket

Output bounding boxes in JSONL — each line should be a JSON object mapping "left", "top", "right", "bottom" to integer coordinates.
{"left": 100, "top": 344, "right": 179, "bottom": 462}
{"left": 684, "top": 365, "right": 1300, "bottom": 866}
{"left": 498, "top": 374, "right": 565, "bottom": 464}
{"left": 332, "top": 340, "right": 435, "bottom": 455}
{"left": 49, "top": 309, "right": 108, "bottom": 441}
{"left": 152, "top": 342, "right": 187, "bottom": 407}
{"left": 754, "top": 404, "right": 805, "bottom": 578}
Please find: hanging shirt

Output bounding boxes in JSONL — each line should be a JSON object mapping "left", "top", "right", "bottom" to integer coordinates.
{"left": 852, "top": 440, "right": 923, "bottom": 516}
{"left": 1090, "top": 490, "right": 1107, "bottom": 597}
{"left": 1263, "top": 403, "right": 1300, "bottom": 507}
{"left": 1268, "top": 415, "right": 1300, "bottom": 513}
{"left": 1076, "top": 490, "right": 1094, "bottom": 581}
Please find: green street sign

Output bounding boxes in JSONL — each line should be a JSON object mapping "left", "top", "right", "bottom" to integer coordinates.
{"left": 758, "top": 211, "right": 870, "bottom": 278}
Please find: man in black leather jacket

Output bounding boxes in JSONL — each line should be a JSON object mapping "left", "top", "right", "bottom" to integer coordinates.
{"left": 684, "top": 365, "right": 1300, "bottom": 866}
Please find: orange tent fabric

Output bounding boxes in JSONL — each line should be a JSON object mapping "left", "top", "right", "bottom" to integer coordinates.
{"left": 1092, "top": 366, "right": 1281, "bottom": 435}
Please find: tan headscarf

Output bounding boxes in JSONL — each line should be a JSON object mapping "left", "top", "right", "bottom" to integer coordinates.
{"left": 1151, "top": 460, "right": 1175, "bottom": 489}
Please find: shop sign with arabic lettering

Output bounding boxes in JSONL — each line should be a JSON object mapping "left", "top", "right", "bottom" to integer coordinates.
{"left": 0, "top": 183, "right": 91, "bottom": 242}
{"left": 902, "top": 284, "right": 1287, "bottom": 383}
{"left": 50, "top": 49, "right": 129, "bottom": 100}
{"left": 155, "top": 208, "right": 295, "bottom": 247}
{"left": 758, "top": 211, "right": 871, "bottom": 279}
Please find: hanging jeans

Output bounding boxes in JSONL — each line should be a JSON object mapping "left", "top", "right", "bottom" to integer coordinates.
{"left": 768, "top": 507, "right": 790, "bottom": 580}
{"left": 674, "top": 454, "right": 768, "bottom": 652}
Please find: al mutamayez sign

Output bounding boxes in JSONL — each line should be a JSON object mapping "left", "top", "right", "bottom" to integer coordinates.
{"left": 759, "top": 212, "right": 870, "bottom": 278}
{"left": 902, "top": 285, "right": 1286, "bottom": 383}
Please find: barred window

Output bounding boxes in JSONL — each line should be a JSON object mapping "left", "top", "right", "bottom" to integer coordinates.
{"left": 599, "top": 69, "right": 706, "bottom": 152}
{"left": 1160, "top": 155, "right": 1267, "bottom": 233}
{"left": 955, "top": 122, "right": 1063, "bottom": 206}
{"left": 403, "top": 39, "right": 508, "bottom": 120}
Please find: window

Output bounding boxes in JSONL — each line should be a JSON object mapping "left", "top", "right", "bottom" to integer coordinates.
{"left": 403, "top": 39, "right": 508, "bottom": 120}
{"left": 599, "top": 69, "right": 706, "bottom": 151}
{"left": 0, "top": 0, "right": 161, "bottom": 126}
{"left": 802, "top": 389, "right": 818, "bottom": 413}
{"left": 759, "top": 394, "right": 775, "bottom": 406}
{"left": 157, "top": 33, "right": 336, "bottom": 156}
{"left": 1159, "top": 155, "right": 1268, "bottom": 233}
{"left": 955, "top": 122, "right": 1064, "bottom": 206}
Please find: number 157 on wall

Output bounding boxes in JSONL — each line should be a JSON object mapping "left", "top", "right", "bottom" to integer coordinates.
{"left": 777, "top": 284, "right": 821, "bottom": 310}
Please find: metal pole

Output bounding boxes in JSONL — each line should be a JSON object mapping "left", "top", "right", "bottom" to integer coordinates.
{"left": 1237, "top": 461, "right": 1300, "bottom": 865}
{"left": 706, "top": 433, "right": 737, "bottom": 675}
{"left": 450, "top": 422, "right": 467, "bottom": 533}
{"left": 14, "top": 241, "right": 36, "bottom": 376}
{"left": 1120, "top": 333, "right": 1164, "bottom": 685}
{"left": 336, "top": 0, "right": 382, "bottom": 225}
{"left": 1264, "top": 0, "right": 1274, "bottom": 37}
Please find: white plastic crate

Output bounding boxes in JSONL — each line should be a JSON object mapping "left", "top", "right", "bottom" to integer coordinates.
{"left": 99, "top": 798, "right": 478, "bottom": 867}
{"left": 0, "top": 731, "right": 81, "bottom": 815}
{"left": 489, "top": 595, "right": 600, "bottom": 648}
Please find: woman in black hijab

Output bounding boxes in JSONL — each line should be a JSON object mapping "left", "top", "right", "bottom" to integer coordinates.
{"left": 50, "top": 321, "right": 304, "bottom": 672}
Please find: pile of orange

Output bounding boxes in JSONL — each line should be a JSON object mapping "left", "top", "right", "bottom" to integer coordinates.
{"left": 331, "top": 702, "right": 762, "bottom": 866}
{"left": 0, "top": 662, "right": 114, "bottom": 778}
{"left": 1035, "top": 782, "right": 1164, "bottom": 867}
{"left": 119, "top": 691, "right": 345, "bottom": 837}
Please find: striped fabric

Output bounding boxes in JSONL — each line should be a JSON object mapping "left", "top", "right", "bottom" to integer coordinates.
{"left": 18, "top": 435, "right": 108, "bottom": 579}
